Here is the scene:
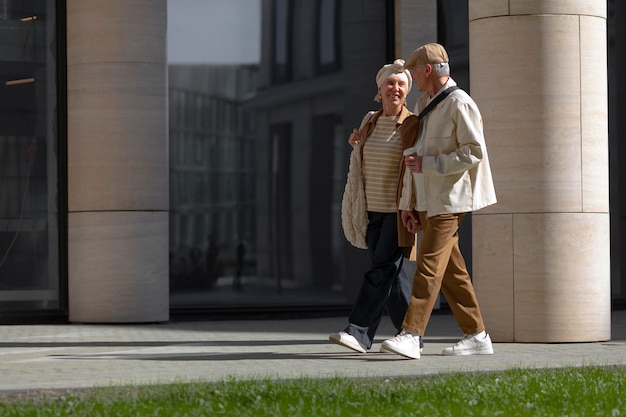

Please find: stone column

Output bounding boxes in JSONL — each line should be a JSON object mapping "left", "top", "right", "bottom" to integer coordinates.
{"left": 470, "top": 1, "right": 610, "bottom": 342}
{"left": 66, "top": 0, "right": 169, "bottom": 322}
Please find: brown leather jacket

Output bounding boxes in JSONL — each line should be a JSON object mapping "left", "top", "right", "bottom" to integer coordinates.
{"left": 397, "top": 114, "right": 420, "bottom": 257}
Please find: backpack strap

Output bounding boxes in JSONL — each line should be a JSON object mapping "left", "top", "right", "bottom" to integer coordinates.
{"left": 417, "top": 86, "right": 459, "bottom": 119}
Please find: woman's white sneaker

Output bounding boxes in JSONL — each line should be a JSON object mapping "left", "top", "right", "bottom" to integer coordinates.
{"left": 442, "top": 331, "right": 494, "bottom": 356}
{"left": 329, "top": 331, "right": 367, "bottom": 353}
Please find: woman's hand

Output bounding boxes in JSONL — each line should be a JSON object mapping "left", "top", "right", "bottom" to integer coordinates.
{"left": 348, "top": 128, "right": 361, "bottom": 146}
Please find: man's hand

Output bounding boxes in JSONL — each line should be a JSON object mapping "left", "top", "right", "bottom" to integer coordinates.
{"left": 400, "top": 210, "right": 421, "bottom": 234}
{"left": 405, "top": 154, "right": 423, "bottom": 173}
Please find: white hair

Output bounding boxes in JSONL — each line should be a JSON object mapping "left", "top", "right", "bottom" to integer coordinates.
{"left": 432, "top": 62, "right": 450, "bottom": 76}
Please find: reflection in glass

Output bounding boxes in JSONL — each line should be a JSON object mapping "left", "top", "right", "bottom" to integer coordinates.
{"left": 318, "top": 0, "right": 341, "bottom": 72}
{"left": 168, "top": 0, "right": 401, "bottom": 311}
{"left": 0, "top": 1, "right": 59, "bottom": 311}
{"left": 168, "top": 65, "right": 258, "bottom": 296}
{"left": 272, "top": 0, "right": 292, "bottom": 83}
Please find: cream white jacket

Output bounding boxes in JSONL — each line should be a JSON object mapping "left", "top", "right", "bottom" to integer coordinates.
{"left": 400, "top": 78, "right": 497, "bottom": 217}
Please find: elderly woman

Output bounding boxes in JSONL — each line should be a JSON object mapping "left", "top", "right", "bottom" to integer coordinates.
{"left": 330, "top": 59, "right": 418, "bottom": 353}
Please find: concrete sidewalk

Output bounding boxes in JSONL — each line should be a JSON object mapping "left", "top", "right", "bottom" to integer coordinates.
{"left": 0, "top": 310, "right": 624, "bottom": 392}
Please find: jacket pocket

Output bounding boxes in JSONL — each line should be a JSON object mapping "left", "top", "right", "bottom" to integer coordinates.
{"left": 423, "top": 125, "right": 456, "bottom": 155}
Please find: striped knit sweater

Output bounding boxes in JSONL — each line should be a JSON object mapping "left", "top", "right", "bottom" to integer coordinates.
{"left": 362, "top": 115, "right": 403, "bottom": 213}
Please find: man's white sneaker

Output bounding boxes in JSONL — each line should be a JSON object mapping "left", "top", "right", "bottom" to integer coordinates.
{"left": 442, "top": 332, "right": 494, "bottom": 356}
{"left": 380, "top": 330, "right": 421, "bottom": 359}
{"left": 329, "top": 331, "right": 367, "bottom": 353}
{"left": 380, "top": 334, "right": 424, "bottom": 353}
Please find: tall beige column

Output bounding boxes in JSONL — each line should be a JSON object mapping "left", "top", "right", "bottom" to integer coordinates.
{"left": 470, "top": 1, "right": 610, "bottom": 342}
{"left": 66, "top": 0, "right": 169, "bottom": 322}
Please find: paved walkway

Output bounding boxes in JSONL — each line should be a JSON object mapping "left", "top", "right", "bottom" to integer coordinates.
{"left": 0, "top": 311, "right": 624, "bottom": 392}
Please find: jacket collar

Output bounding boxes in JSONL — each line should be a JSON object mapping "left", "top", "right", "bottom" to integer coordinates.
{"left": 365, "top": 106, "right": 413, "bottom": 134}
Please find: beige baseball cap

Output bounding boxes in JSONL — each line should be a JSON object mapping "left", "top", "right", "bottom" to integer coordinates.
{"left": 405, "top": 43, "right": 449, "bottom": 67}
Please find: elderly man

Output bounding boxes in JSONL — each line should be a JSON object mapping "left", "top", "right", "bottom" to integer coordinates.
{"left": 381, "top": 43, "right": 497, "bottom": 359}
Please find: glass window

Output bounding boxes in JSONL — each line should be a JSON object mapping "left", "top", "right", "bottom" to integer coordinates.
{"left": 437, "top": 0, "right": 469, "bottom": 90}
{"left": 272, "top": 0, "right": 292, "bottom": 83}
{"left": 318, "top": 0, "right": 341, "bottom": 73}
{"left": 0, "top": 1, "right": 61, "bottom": 313}
{"left": 167, "top": 0, "right": 393, "bottom": 311}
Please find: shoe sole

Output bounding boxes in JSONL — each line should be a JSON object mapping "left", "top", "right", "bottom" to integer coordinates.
{"left": 380, "top": 345, "right": 423, "bottom": 354}
{"left": 442, "top": 348, "right": 494, "bottom": 356}
{"left": 329, "top": 335, "right": 366, "bottom": 354}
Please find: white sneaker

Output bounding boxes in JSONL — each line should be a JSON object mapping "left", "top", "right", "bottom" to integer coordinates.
{"left": 442, "top": 332, "right": 494, "bottom": 356}
{"left": 380, "top": 334, "right": 424, "bottom": 353}
{"left": 380, "top": 330, "right": 421, "bottom": 359}
{"left": 329, "top": 331, "right": 367, "bottom": 353}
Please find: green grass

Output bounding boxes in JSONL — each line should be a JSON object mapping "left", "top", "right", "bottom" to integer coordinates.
{"left": 0, "top": 366, "right": 624, "bottom": 416}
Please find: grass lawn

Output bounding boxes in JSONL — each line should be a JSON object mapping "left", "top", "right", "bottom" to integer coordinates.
{"left": 0, "top": 366, "right": 624, "bottom": 416}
